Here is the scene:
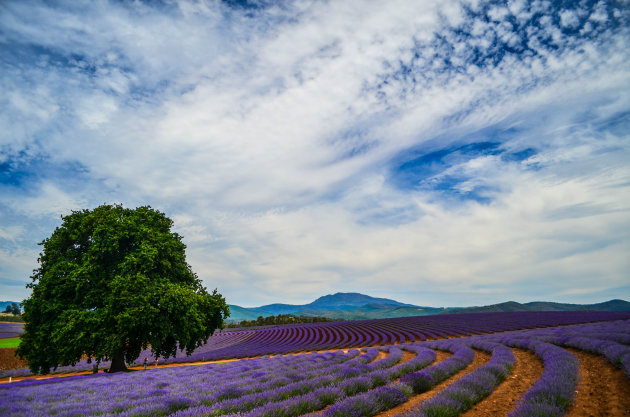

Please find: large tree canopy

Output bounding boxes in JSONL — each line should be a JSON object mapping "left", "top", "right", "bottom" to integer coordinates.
{"left": 17, "top": 204, "right": 229, "bottom": 373}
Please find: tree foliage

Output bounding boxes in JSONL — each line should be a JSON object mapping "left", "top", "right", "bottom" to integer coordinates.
{"left": 17, "top": 204, "right": 229, "bottom": 374}
{"left": 3, "top": 302, "right": 20, "bottom": 315}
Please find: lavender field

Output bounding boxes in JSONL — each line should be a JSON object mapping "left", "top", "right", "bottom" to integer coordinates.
{"left": 2, "top": 313, "right": 630, "bottom": 416}
{"left": 0, "top": 322, "right": 24, "bottom": 340}
{"left": 3, "top": 310, "right": 629, "bottom": 379}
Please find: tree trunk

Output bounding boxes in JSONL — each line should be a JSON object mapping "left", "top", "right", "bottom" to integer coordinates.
{"left": 109, "top": 351, "right": 128, "bottom": 373}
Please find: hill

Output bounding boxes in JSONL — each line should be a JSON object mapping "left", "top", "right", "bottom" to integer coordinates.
{"left": 227, "top": 292, "right": 442, "bottom": 322}
{"left": 227, "top": 293, "right": 630, "bottom": 323}
{"left": 444, "top": 299, "right": 630, "bottom": 314}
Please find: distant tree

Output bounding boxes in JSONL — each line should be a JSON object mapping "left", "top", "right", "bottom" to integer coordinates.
{"left": 17, "top": 204, "right": 229, "bottom": 374}
{"left": 2, "top": 303, "right": 19, "bottom": 315}
{"left": 225, "top": 314, "right": 334, "bottom": 328}
{"left": 11, "top": 303, "right": 20, "bottom": 315}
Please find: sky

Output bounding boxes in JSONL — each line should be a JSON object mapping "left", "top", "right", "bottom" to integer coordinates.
{"left": 1, "top": 0, "right": 629, "bottom": 308}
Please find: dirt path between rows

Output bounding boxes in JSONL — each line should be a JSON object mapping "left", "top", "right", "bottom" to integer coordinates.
{"left": 461, "top": 348, "right": 543, "bottom": 417}
{"left": 567, "top": 348, "right": 630, "bottom": 417}
{"left": 372, "top": 350, "right": 389, "bottom": 363}
{"left": 376, "top": 350, "right": 491, "bottom": 417}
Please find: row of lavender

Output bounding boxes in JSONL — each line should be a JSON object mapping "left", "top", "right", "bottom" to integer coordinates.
{"left": 2, "top": 319, "right": 629, "bottom": 417}
{"left": 0, "top": 321, "right": 24, "bottom": 339}
{"left": 4, "top": 310, "right": 629, "bottom": 378}
{"left": 204, "top": 311, "right": 630, "bottom": 359}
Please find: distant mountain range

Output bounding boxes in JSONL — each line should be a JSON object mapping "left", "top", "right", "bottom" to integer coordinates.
{"left": 445, "top": 299, "right": 630, "bottom": 314}
{"left": 4, "top": 294, "right": 629, "bottom": 322}
{"left": 227, "top": 293, "right": 630, "bottom": 322}
{"left": 228, "top": 292, "right": 446, "bottom": 321}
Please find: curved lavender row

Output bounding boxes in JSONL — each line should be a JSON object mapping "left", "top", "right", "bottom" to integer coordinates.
{"left": 3, "top": 319, "right": 630, "bottom": 417}
{"left": 210, "top": 346, "right": 432, "bottom": 417}
{"left": 4, "top": 311, "right": 629, "bottom": 378}
{"left": 481, "top": 319, "right": 630, "bottom": 376}
{"left": 397, "top": 341, "right": 474, "bottom": 395}
{"left": 216, "top": 350, "right": 415, "bottom": 417}
{"left": 203, "top": 347, "right": 406, "bottom": 416}
{"left": 383, "top": 346, "right": 437, "bottom": 380}
{"left": 503, "top": 340, "right": 579, "bottom": 417}
{"left": 369, "top": 347, "right": 403, "bottom": 370}
{"left": 398, "top": 342, "right": 514, "bottom": 417}
{"left": 317, "top": 342, "right": 475, "bottom": 417}
{"left": 549, "top": 336, "right": 630, "bottom": 376}
{"left": 148, "top": 311, "right": 630, "bottom": 363}
{"left": 0, "top": 351, "right": 361, "bottom": 417}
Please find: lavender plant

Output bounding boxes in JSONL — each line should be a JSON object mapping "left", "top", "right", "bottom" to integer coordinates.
{"left": 2, "top": 317, "right": 630, "bottom": 417}
{"left": 507, "top": 341, "right": 579, "bottom": 417}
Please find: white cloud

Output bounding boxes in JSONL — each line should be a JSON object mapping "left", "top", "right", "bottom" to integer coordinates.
{"left": 9, "top": 183, "right": 87, "bottom": 218}
{"left": 1, "top": 0, "right": 629, "bottom": 306}
{"left": 560, "top": 9, "right": 580, "bottom": 28}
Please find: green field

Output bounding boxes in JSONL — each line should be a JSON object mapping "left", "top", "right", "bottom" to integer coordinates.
{"left": 0, "top": 337, "right": 20, "bottom": 348}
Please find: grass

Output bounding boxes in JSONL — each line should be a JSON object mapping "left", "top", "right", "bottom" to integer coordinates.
{"left": 0, "top": 337, "right": 20, "bottom": 348}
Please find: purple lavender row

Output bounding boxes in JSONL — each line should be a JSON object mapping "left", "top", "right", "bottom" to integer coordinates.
{"left": 496, "top": 319, "right": 630, "bottom": 377}
{"left": 2, "top": 352, "right": 323, "bottom": 416}
{"left": 166, "top": 311, "right": 630, "bottom": 363}
{"left": 0, "top": 351, "right": 360, "bottom": 417}
{"left": 505, "top": 340, "right": 579, "bottom": 417}
{"left": 396, "top": 341, "right": 475, "bottom": 395}
{"left": 310, "top": 342, "right": 474, "bottom": 417}
{"left": 199, "top": 346, "right": 437, "bottom": 417}
{"left": 212, "top": 349, "right": 412, "bottom": 417}
{"left": 237, "top": 344, "right": 468, "bottom": 417}
{"left": 384, "top": 346, "right": 437, "bottom": 380}
{"left": 397, "top": 342, "right": 514, "bottom": 417}
{"left": 199, "top": 347, "right": 406, "bottom": 416}
{"left": 5, "top": 311, "right": 629, "bottom": 378}
{"left": 3, "top": 319, "right": 630, "bottom": 417}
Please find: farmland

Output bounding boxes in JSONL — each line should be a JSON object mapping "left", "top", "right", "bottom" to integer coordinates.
{"left": 1, "top": 311, "right": 630, "bottom": 416}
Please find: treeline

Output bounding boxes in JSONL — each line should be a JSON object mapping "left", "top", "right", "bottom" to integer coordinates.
{"left": 0, "top": 314, "right": 24, "bottom": 323}
{"left": 1, "top": 302, "right": 24, "bottom": 322}
{"left": 225, "top": 314, "right": 335, "bottom": 328}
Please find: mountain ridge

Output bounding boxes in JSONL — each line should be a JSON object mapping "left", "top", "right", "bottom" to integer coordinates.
{"left": 227, "top": 293, "right": 630, "bottom": 322}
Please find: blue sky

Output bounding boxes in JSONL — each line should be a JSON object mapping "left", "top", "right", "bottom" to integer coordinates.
{"left": 1, "top": 0, "right": 629, "bottom": 307}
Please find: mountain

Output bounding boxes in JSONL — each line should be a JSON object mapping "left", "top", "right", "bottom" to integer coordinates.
{"left": 297, "top": 303, "right": 446, "bottom": 320}
{"left": 306, "top": 293, "right": 416, "bottom": 309}
{"left": 444, "top": 299, "right": 630, "bottom": 314}
{"left": 250, "top": 292, "right": 416, "bottom": 316}
{"left": 227, "top": 292, "right": 440, "bottom": 322}
{"left": 227, "top": 293, "right": 630, "bottom": 323}
{"left": 227, "top": 305, "right": 267, "bottom": 321}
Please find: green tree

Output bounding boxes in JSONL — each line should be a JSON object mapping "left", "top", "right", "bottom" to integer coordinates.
{"left": 3, "top": 303, "right": 20, "bottom": 315}
{"left": 17, "top": 204, "right": 229, "bottom": 374}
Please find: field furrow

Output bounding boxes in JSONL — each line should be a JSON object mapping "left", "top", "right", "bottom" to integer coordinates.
{"left": 2, "top": 315, "right": 630, "bottom": 417}
{"left": 567, "top": 349, "right": 630, "bottom": 417}
{"left": 460, "top": 348, "right": 543, "bottom": 417}
{"left": 375, "top": 350, "right": 490, "bottom": 417}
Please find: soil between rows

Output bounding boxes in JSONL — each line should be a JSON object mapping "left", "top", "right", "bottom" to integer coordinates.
{"left": 4, "top": 343, "right": 630, "bottom": 417}
{"left": 567, "top": 348, "right": 630, "bottom": 417}
{"left": 461, "top": 349, "right": 543, "bottom": 417}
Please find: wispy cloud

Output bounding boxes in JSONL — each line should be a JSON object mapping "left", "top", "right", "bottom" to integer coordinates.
{"left": 1, "top": 0, "right": 629, "bottom": 306}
